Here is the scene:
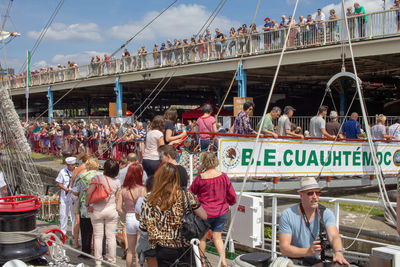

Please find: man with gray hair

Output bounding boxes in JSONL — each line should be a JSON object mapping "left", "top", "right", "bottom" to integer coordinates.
{"left": 278, "top": 106, "right": 304, "bottom": 138}
{"left": 326, "top": 110, "right": 343, "bottom": 138}
{"left": 256, "top": 106, "right": 281, "bottom": 138}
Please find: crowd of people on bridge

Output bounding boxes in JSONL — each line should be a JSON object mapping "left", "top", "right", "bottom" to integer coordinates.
{"left": 5, "top": 2, "right": 400, "bottom": 89}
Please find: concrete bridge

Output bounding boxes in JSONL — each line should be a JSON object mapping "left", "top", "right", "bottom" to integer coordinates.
{"left": 5, "top": 9, "right": 400, "bottom": 119}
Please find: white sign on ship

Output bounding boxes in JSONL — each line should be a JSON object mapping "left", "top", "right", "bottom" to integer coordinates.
{"left": 218, "top": 137, "right": 400, "bottom": 177}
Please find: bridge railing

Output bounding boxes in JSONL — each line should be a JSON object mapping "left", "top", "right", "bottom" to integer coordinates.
{"left": 3, "top": 8, "right": 399, "bottom": 90}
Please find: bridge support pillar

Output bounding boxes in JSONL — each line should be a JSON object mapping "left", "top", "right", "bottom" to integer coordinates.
{"left": 139, "top": 92, "right": 143, "bottom": 120}
{"left": 86, "top": 97, "right": 91, "bottom": 116}
{"left": 217, "top": 88, "right": 222, "bottom": 106}
{"left": 46, "top": 86, "right": 53, "bottom": 123}
{"left": 114, "top": 76, "right": 123, "bottom": 118}
{"left": 236, "top": 62, "right": 247, "bottom": 97}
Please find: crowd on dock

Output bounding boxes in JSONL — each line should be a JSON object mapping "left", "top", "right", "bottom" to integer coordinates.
{"left": 21, "top": 101, "right": 400, "bottom": 162}
{"left": 5, "top": 2, "right": 400, "bottom": 88}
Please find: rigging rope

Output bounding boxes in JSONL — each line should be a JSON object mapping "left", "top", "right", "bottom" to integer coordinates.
{"left": 109, "top": 0, "right": 178, "bottom": 59}
{"left": 130, "top": 0, "right": 228, "bottom": 120}
{"left": 18, "top": 0, "right": 64, "bottom": 74}
{"left": 217, "top": 0, "right": 293, "bottom": 265}
{"left": 195, "top": 0, "right": 226, "bottom": 38}
{"left": 130, "top": 71, "right": 172, "bottom": 117}
{"left": 340, "top": 0, "right": 397, "bottom": 223}
{"left": 32, "top": 1, "right": 177, "bottom": 122}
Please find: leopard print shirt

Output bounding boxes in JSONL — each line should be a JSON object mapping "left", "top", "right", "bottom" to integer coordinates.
{"left": 139, "top": 190, "right": 201, "bottom": 249}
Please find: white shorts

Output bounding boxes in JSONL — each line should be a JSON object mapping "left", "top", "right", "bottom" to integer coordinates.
{"left": 126, "top": 213, "right": 140, "bottom": 235}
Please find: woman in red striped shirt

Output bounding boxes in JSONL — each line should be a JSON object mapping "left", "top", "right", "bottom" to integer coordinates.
{"left": 189, "top": 152, "right": 237, "bottom": 267}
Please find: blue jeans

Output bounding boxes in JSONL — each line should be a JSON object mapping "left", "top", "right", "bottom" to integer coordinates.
{"left": 200, "top": 139, "right": 210, "bottom": 151}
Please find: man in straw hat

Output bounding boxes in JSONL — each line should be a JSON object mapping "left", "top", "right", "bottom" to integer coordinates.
{"left": 56, "top": 156, "right": 77, "bottom": 238}
{"left": 278, "top": 177, "right": 349, "bottom": 265}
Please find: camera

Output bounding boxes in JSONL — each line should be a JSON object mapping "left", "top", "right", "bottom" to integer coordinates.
{"left": 319, "top": 231, "right": 331, "bottom": 261}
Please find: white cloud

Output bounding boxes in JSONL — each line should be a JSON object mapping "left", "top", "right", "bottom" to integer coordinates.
{"left": 3, "top": 57, "right": 24, "bottom": 72}
{"left": 320, "top": 0, "right": 386, "bottom": 17}
{"left": 28, "top": 22, "right": 103, "bottom": 42}
{"left": 51, "top": 51, "right": 107, "bottom": 66}
{"left": 107, "top": 4, "right": 240, "bottom": 42}
{"left": 32, "top": 60, "right": 48, "bottom": 69}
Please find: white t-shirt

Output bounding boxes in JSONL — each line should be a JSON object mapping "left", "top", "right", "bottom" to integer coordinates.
{"left": 0, "top": 171, "right": 6, "bottom": 201}
{"left": 143, "top": 130, "right": 163, "bottom": 160}
{"left": 310, "top": 116, "right": 326, "bottom": 138}
{"left": 277, "top": 115, "right": 291, "bottom": 136}
{"left": 371, "top": 125, "right": 386, "bottom": 140}
{"left": 315, "top": 12, "right": 326, "bottom": 21}
{"left": 388, "top": 123, "right": 400, "bottom": 140}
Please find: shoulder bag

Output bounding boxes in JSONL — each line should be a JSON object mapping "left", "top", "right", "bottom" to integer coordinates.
{"left": 89, "top": 174, "right": 112, "bottom": 204}
{"left": 180, "top": 188, "right": 209, "bottom": 241}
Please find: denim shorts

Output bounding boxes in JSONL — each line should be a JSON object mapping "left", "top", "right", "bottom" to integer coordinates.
{"left": 206, "top": 213, "right": 227, "bottom": 232}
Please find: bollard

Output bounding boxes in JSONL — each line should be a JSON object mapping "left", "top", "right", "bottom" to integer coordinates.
{"left": 0, "top": 195, "right": 47, "bottom": 264}
{"left": 326, "top": 176, "right": 331, "bottom": 187}
{"left": 272, "top": 177, "right": 278, "bottom": 190}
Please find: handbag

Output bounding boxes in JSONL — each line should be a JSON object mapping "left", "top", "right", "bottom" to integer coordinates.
{"left": 180, "top": 188, "right": 209, "bottom": 241}
{"left": 89, "top": 174, "right": 112, "bottom": 204}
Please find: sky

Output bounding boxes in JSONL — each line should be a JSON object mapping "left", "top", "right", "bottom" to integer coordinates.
{"left": 1, "top": 0, "right": 389, "bottom": 73}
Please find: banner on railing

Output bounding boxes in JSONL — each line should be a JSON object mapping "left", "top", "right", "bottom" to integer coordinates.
{"left": 218, "top": 137, "right": 400, "bottom": 177}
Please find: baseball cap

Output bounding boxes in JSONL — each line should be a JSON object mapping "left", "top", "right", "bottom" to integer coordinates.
{"left": 264, "top": 17, "right": 270, "bottom": 21}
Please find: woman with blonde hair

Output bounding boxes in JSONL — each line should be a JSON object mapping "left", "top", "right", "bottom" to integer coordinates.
{"left": 117, "top": 164, "right": 146, "bottom": 267}
{"left": 140, "top": 163, "right": 207, "bottom": 266}
{"left": 72, "top": 157, "right": 99, "bottom": 258}
{"left": 189, "top": 152, "right": 236, "bottom": 267}
{"left": 371, "top": 114, "right": 395, "bottom": 140}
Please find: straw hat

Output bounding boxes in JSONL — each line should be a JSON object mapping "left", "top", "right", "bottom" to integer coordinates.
{"left": 298, "top": 177, "right": 321, "bottom": 192}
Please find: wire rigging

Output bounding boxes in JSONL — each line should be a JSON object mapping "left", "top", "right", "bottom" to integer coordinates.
{"left": 18, "top": 0, "right": 64, "bottom": 74}
{"left": 33, "top": 0, "right": 178, "bottom": 121}
{"left": 109, "top": 0, "right": 178, "bottom": 60}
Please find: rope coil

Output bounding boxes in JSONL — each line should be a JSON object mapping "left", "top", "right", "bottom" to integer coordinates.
{"left": 0, "top": 229, "right": 38, "bottom": 244}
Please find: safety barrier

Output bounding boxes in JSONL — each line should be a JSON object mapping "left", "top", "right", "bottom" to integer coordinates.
{"left": 240, "top": 192, "right": 397, "bottom": 262}
{"left": 3, "top": 8, "right": 400, "bottom": 90}
{"left": 217, "top": 115, "right": 399, "bottom": 133}
{"left": 28, "top": 134, "right": 144, "bottom": 161}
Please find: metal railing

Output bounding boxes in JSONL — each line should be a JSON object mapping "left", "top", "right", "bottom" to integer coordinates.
{"left": 218, "top": 115, "right": 398, "bottom": 132}
{"left": 3, "top": 8, "right": 400, "bottom": 90}
{"left": 243, "top": 192, "right": 397, "bottom": 261}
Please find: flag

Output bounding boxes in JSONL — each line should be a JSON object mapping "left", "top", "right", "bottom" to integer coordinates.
{"left": 25, "top": 50, "right": 31, "bottom": 99}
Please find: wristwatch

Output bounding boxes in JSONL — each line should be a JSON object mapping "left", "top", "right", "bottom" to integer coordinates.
{"left": 334, "top": 249, "right": 345, "bottom": 254}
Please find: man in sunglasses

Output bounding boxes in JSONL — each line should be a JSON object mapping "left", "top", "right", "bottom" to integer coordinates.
{"left": 279, "top": 177, "right": 349, "bottom": 266}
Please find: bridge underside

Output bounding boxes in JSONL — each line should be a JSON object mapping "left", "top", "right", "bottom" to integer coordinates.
{"left": 11, "top": 45, "right": 400, "bottom": 119}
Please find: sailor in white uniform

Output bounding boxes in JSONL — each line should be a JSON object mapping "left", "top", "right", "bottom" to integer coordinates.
{"left": 56, "top": 156, "right": 76, "bottom": 236}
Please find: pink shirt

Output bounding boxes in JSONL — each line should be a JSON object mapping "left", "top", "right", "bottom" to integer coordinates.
{"left": 196, "top": 115, "right": 216, "bottom": 140}
{"left": 189, "top": 173, "right": 236, "bottom": 218}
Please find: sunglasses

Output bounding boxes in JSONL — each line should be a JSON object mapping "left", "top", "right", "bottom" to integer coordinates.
{"left": 306, "top": 191, "right": 321, "bottom": 196}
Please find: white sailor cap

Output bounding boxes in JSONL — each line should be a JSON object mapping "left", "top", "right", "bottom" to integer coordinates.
{"left": 65, "top": 157, "right": 77, "bottom": 165}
